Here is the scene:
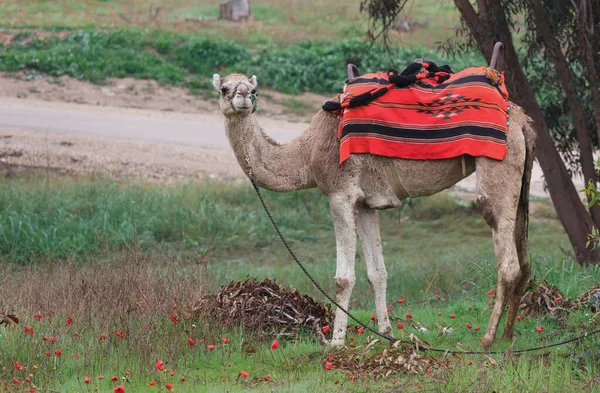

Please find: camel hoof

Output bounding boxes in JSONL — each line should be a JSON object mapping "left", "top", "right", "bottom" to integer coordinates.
{"left": 380, "top": 326, "right": 393, "bottom": 337}
{"left": 500, "top": 330, "right": 514, "bottom": 340}
{"left": 480, "top": 335, "right": 494, "bottom": 350}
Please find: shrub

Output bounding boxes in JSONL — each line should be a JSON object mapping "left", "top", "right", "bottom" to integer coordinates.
{"left": 0, "top": 29, "right": 484, "bottom": 95}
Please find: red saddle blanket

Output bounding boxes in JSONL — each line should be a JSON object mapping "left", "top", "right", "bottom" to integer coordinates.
{"left": 337, "top": 66, "right": 509, "bottom": 165}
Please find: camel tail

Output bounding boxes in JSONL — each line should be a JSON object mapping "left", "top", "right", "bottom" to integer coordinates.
{"left": 517, "top": 116, "right": 536, "bottom": 261}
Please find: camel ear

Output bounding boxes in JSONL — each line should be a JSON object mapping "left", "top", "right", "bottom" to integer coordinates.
{"left": 249, "top": 75, "right": 257, "bottom": 87}
{"left": 212, "top": 74, "right": 222, "bottom": 91}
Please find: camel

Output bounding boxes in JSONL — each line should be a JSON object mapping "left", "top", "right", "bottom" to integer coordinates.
{"left": 212, "top": 53, "right": 536, "bottom": 349}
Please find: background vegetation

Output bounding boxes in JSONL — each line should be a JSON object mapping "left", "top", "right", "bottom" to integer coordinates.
{"left": 0, "top": 0, "right": 460, "bottom": 47}
{"left": 0, "top": 30, "right": 483, "bottom": 95}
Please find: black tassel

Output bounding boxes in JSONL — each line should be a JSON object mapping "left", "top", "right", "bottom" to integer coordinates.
{"left": 348, "top": 90, "right": 378, "bottom": 107}
{"left": 322, "top": 101, "right": 342, "bottom": 112}
{"left": 439, "top": 64, "right": 453, "bottom": 73}
{"left": 438, "top": 74, "right": 451, "bottom": 83}
{"left": 388, "top": 73, "right": 417, "bottom": 88}
{"left": 400, "top": 62, "right": 422, "bottom": 76}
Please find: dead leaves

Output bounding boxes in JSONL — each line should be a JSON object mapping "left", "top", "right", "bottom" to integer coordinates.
{"left": 329, "top": 338, "right": 450, "bottom": 379}
{"left": 187, "top": 278, "right": 333, "bottom": 337}
{"left": 0, "top": 311, "right": 19, "bottom": 326}
{"left": 519, "top": 279, "right": 577, "bottom": 320}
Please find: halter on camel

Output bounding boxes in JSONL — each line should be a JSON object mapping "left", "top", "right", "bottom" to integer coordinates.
{"left": 221, "top": 81, "right": 258, "bottom": 114}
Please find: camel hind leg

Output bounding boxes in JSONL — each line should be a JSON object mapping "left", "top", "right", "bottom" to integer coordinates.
{"left": 500, "top": 193, "right": 531, "bottom": 341}
{"left": 502, "top": 120, "right": 535, "bottom": 340}
{"left": 476, "top": 129, "right": 526, "bottom": 348}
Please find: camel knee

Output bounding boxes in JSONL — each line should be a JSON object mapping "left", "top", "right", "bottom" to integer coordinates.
{"left": 499, "top": 264, "right": 522, "bottom": 292}
{"left": 519, "top": 263, "right": 531, "bottom": 284}
{"left": 367, "top": 269, "right": 387, "bottom": 291}
{"left": 336, "top": 276, "right": 356, "bottom": 297}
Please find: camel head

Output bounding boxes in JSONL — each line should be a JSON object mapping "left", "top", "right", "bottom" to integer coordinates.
{"left": 213, "top": 73, "right": 258, "bottom": 118}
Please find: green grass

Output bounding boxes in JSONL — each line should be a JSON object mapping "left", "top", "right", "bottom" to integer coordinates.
{"left": 0, "top": 0, "right": 459, "bottom": 48}
{"left": 0, "top": 174, "right": 575, "bottom": 302}
{"left": 2, "top": 174, "right": 600, "bottom": 391}
{"left": 0, "top": 29, "right": 485, "bottom": 95}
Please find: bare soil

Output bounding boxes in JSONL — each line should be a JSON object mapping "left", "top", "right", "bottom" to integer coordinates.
{"left": 1, "top": 72, "right": 327, "bottom": 122}
{"left": 0, "top": 129, "right": 244, "bottom": 181}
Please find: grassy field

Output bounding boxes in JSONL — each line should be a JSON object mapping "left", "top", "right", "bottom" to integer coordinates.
{"left": 0, "top": 0, "right": 459, "bottom": 48}
{"left": 2, "top": 174, "right": 600, "bottom": 392}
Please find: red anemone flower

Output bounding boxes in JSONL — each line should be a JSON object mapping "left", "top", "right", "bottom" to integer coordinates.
{"left": 271, "top": 340, "right": 279, "bottom": 350}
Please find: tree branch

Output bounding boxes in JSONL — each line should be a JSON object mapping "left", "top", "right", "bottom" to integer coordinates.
{"left": 453, "top": 0, "right": 480, "bottom": 34}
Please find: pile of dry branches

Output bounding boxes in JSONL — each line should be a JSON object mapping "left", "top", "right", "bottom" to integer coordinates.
{"left": 188, "top": 278, "right": 333, "bottom": 338}
{"left": 329, "top": 339, "right": 449, "bottom": 378}
{"left": 519, "top": 279, "right": 578, "bottom": 319}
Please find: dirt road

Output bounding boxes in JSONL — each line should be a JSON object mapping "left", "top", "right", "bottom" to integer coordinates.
{"left": 0, "top": 76, "right": 573, "bottom": 197}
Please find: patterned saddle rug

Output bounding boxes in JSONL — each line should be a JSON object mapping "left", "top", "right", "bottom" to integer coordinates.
{"left": 323, "top": 64, "right": 510, "bottom": 165}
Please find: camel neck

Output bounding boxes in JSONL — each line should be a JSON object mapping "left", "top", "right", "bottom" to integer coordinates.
{"left": 224, "top": 115, "right": 316, "bottom": 192}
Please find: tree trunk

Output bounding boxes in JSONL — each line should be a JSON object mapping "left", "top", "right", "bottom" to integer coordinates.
{"left": 454, "top": 0, "right": 600, "bottom": 263}
{"left": 219, "top": 0, "right": 250, "bottom": 22}
{"left": 530, "top": 0, "right": 600, "bottom": 227}
{"left": 576, "top": 0, "right": 600, "bottom": 144}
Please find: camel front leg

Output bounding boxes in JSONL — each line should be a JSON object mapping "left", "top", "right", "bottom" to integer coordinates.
{"left": 357, "top": 206, "right": 392, "bottom": 337}
{"left": 330, "top": 194, "right": 358, "bottom": 346}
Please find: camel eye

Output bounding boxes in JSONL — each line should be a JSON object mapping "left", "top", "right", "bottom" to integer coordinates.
{"left": 251, "top": 89, "right": 257, "bottom": 95}
{"left": 221, "top": 87, "right": 228, "bottom": 95}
